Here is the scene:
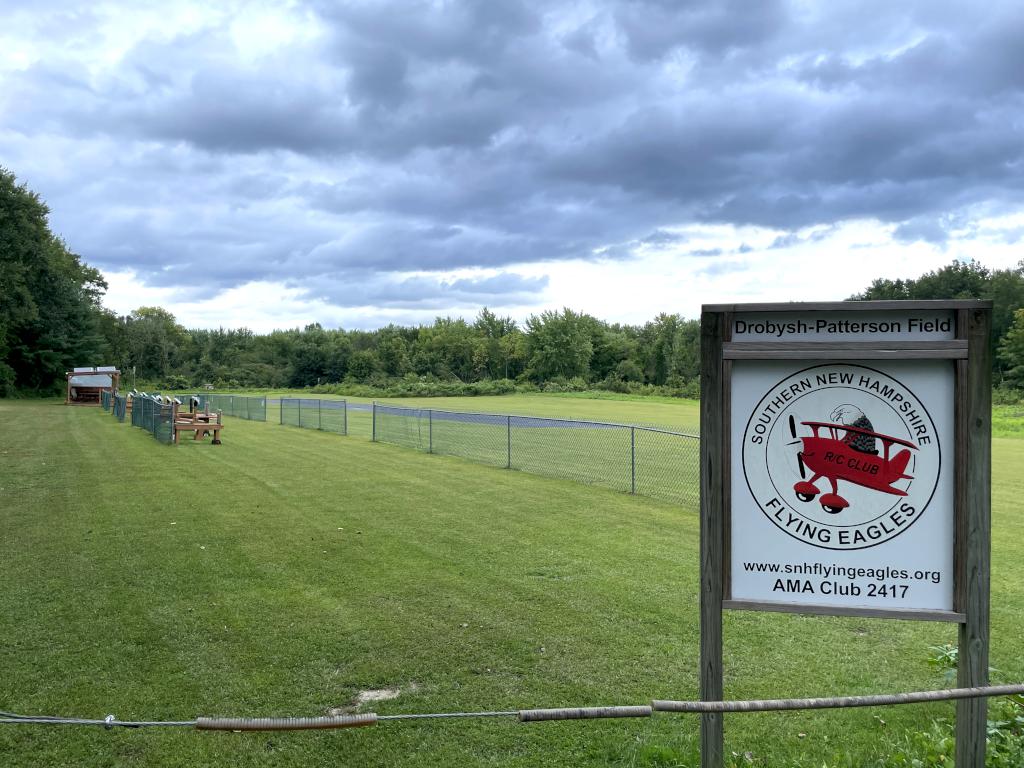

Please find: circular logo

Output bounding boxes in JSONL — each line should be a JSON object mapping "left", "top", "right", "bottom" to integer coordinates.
{"left": 742, "top": 364, "right": 940, "bottom": 551}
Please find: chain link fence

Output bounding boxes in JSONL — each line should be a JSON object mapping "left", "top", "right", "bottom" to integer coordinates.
{"left": 129, "top": 395, "right": 175, "bottom": 444}
{"left": 279, "top": 398, "right": 348, "bottom": 435}
{"left": 372, "top": 404, "right": 699, "bottom": 508}
{"left": 112, "top": 394, "right": 127, "bottom": 422}
{"left": 110, "top": 390, "right": 698, "bottom": 504}
{"left": 193, "top": 394, "right": 266, "bottom": 422}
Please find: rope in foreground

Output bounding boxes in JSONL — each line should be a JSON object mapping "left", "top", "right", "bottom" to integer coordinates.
{"left": 3, "top": 684, "right": 1023, "bottom": 732}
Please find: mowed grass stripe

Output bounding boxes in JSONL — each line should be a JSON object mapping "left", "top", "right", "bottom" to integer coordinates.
{"left": 0, "top": 400, "right": 1021, "bottom": 767}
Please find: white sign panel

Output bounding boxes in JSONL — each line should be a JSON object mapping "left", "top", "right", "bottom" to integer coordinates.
{"left": 730, "top": 360, "right": 954, "bottom": 612}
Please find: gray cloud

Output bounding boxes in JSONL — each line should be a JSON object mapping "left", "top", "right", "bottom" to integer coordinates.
{"left": 893, "top": 217, "right": 951, "bottom": 244}
{"left": 1, "top": 0, "right": 1022, "bottom": 320}
{"left": 698, "top": 259, "right": 748, "bottom": 278}
{"left": 299, "top": 271, "right": 548, "bottom": 309}
{"left": 640, "top": 229, "right": 690, "bottom": 246}
{"left": 614, "top": 0, "right": 787, "bottom": 61}
{"left": 769, "top": 227, "right": 837, "bottom": 250}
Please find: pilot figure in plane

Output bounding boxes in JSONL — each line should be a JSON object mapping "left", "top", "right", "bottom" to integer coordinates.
{"left": 829, "top": 405, "right": 878, "bottom": 455}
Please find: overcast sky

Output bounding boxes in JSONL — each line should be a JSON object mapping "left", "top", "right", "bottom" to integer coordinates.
{"left": 2, "top": 0, "right": 1022, "bottom": 331}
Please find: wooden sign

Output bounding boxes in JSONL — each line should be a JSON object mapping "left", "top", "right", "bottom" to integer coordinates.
{"left": 699, "top": 300, "right": 991, "bottom": 767}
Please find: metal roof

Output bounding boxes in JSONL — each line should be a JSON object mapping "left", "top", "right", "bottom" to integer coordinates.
{"left": 69, "top": 374, "right": 114, "bottom": 387}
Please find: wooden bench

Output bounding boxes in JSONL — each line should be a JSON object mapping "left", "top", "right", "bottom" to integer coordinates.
{"left": 174, "top": 421, "right": 223, "bottom": 444}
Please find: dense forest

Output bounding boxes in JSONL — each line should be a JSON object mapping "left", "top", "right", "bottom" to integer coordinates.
{"left": 3, "top": 167, "right": 1024, "bottom": 398}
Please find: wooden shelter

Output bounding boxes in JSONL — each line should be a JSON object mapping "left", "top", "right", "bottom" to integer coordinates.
{"left": 65, "top": 366, "right": 120, "bottom": 406}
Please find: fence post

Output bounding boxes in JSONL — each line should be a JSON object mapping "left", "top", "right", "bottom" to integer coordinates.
{"left": 428, "top": 409, "right": 433, "bottom": 453}
{"left": 507, "top": 415, "right": 512, "bottom": 469}
{"left": 298, "top": 399, "right": 301, "bottom": 427}
{"left": 318, "top": 399, "right": 322, "bottom": 430}
{"left": 344, "top": 400, "right": 348, "bottom": 435}
{"left": 955, "top": 306, "right": 992, "bottom": 767}
{"left": 280, "top": 399, "right": 283, "bottom": 425}
{"left": 372, "top": 402, "right": 377, "bottom": 442}
{"left": 699, "top": 310, "right": 726, "bottom": 768}
{"left": 631, "top": 426, "right": 636, "bottom": 494}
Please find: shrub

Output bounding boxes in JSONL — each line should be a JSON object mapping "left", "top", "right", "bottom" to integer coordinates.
{"left": 880, "top": 645, "right": 1024, "bottom": 767}
{"left": 992, "top": 385, "right": 1023, "bottom": 405}
{"left": 309, "top": 377, "right": 525, "bottom": 399}
{"left": 161, "top": 374, "right": 190, "bottom": 391}
{"left": 0, "top": 362, "right": 15, "bottom": 397}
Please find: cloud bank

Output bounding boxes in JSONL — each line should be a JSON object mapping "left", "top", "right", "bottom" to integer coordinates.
{"left": 1, "top": 0, "right": 1021, "bottom": 326}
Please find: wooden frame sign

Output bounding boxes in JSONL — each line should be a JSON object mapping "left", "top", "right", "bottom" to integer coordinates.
{"left": 699, "top": 300, "right": 992, "bottom": 767}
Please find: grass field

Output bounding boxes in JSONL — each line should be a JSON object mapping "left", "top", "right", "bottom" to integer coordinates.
{"left": 994, "top": 403, "right": 1024, "bottom": 438}
{"left": 1, "top": 398, "right": 1022, "bottom": 766}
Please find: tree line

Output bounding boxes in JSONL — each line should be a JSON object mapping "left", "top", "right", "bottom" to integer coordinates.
{"left": 91, "top": 305, "right": 701, "bottom": 396}
{"left": 2, "top": 166, "right": 1024, "bottom": 398}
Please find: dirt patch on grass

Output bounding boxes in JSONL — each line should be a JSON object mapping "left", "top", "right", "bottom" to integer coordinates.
{"left": 329, "top": 683, "right": 415, "bottom": 715}
{"left": 355, "top": 687, "right": 401, "bottom": 705}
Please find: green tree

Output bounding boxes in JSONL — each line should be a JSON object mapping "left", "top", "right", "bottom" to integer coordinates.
{"left": 323, "top": 332, "right": 352, "bottom": 382}
{"left": 851, "top": 259, "right": 1024, "bottom": 380}
{"left": 472, "top": 307, "right": 518, "bottom": 379}
{"left": 988, "top": 263, "right": 1024, "bottom": 371}
{"left": 587, "top": 322, "right": 636, "bottom": 382}
{"left": 638, "top": 314, "right": 699, "bottom": 386}
{"left": 347, "top": 348, "right": 381, "bottom": 380}
{"left": 415, "top": 318, "right": 477, "bottom": 381}
{"left": 0, "top": 167, "right": 109, "bottom": 394}
{"left": 613, "top": 358, "right": 644, "bottom": 382}
{"left": 123, "top": 307, "right": 190, "bottom": 381}
{"left": 288, "top": 323, "right": 328, "bottom": 387}
{"left": 852, "top": 260, "right": 991, "bottom": 301}
{"left": 998, "top": 309, "right": 1024, "bottom": 390}
{"left": 524, "top": 308, "right": 593, "bottom": 381}
{"left": 499, "top": 331, "right": 527, "bottom": 380}
{"left": 377, "top": 328, "right": 411, "bottom": 377}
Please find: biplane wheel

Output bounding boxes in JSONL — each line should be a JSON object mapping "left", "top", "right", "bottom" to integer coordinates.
{"left": 819, "top": 493, "right": 849, "bottom": 514}
{"left": 793, "top": 481, "right": 819, "bottom": 502}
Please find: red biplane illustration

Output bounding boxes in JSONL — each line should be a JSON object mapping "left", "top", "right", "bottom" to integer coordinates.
{"left": 787, "top": 414, "right": 917, "bottom": 514}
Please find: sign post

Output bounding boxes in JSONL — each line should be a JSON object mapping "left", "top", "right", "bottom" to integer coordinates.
{"left": 699, "top": 300, "right": 991, "bottom": 767}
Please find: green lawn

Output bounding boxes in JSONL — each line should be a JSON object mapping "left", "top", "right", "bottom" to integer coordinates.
{"left": 994, "top": 403, "right": 1024, "bottom": 438}
{"left": 1, "top": 399, "right": 1022, "bottom": 766}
